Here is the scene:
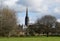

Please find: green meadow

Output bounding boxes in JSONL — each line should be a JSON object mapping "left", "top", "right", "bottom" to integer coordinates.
{"left": 0, "top": 36, "right": 60, "bottom": 41}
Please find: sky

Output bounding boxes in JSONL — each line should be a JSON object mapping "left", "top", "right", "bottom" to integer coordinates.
{"left": 0, "top": 0, "right": 60, "bottom": 25}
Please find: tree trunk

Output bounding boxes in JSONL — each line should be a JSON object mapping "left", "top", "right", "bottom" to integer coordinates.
{"left": 47, "top": 32, "right": 49, "bottom": 37}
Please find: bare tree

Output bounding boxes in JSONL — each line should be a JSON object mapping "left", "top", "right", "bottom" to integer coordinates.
{"left": 56, "top": 22, "right": 60, "bottom": 35}
{"left": 36, "top": 15, "right": 56, "bottom": 37}
{"left": 0, "top": 7, "right": 17, "bottom": 37}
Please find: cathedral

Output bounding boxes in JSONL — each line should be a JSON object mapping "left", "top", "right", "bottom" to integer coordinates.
{"left": 21, "top": 8, "right": 29, "bottom": 29}
{"left": 23, "top": 8, "right": 29, "bottom": 35}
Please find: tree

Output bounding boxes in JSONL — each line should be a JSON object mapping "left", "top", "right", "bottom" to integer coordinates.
{"left": 36, "top": 15, "right": 56, "bottom": 37}
{"left": 28, "top": 24, "right": 44, "bottom": 36}
{"left": 28, "top": 24, "right": 37, "bottom": 36}
{"left": 0, "top": 7, "right": 17, "bottom": 37}
{"left": 56, "top": 22, "right": 60, "bottom": 35}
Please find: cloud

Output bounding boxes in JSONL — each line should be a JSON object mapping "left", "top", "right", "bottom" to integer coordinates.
{"left": 1, "top": 0, "right": 60, "bottom": 13}
{"left": 57, "top": 19, "right": 60, "bottom": 22}
{"left": 0, "top": 0, "right": 18, "bottom": 8}
{"left": 0, "top": 0, "right": 26, "bottom": 12}
{"left": 54, "top": 7, "right": 60, "bottom": 13}
{"left": 55, "top": 0, "right": 60, "bottom": 3}
{"left": 1, "top": 0, "right": 60, "bottom": 24}
{"left": 3, "top": 0, "right": 18, "bottom": 6}
{"left": 17, "top": 0, "right": 48, "bottom": 13}
{"left": 17, "top": 0, "right": 43, "bottom": 7}
{"left": 17, "top": 16, "right": 24, "bottom": 25}
{"left": 16, "top": 0, "right": 60, "bottom": 13}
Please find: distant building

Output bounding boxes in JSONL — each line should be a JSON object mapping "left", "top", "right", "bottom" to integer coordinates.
{"left": 17, "top": 8, "right": 29, "bottom": 36}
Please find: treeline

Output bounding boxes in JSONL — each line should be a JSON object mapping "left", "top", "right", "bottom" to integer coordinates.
{"left": 28, "top": 15, "right": 60, "bottom": 37}
{"left": 0, "top": 7, "right": 60, "bottom": 37}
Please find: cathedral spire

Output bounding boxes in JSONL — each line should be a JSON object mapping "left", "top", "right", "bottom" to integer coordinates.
{"left": 26, "top": 8, "right": 28, "bottom": 17}
{"left": 25, "top": 8, "right": 29, "bottom": 26}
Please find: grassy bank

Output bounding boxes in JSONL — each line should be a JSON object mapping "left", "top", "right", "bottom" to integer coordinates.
{"left": 0, "top": 36, "right": 60, "bottom": 41}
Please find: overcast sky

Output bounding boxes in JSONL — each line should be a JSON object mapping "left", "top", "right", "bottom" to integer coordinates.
{"left": 0, "top": 0, "right": 60, "bottom": 25}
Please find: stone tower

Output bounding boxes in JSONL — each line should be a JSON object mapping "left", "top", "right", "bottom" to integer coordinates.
{"left": 25, "top": 8, "right": 29, "bottom": 26}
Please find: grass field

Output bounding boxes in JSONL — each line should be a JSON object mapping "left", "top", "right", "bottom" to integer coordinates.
{"left": 0, "top": 36, "right": 60, "bottom": 41}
